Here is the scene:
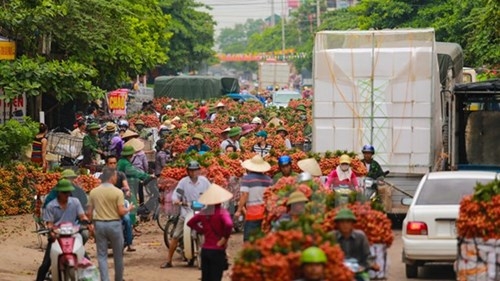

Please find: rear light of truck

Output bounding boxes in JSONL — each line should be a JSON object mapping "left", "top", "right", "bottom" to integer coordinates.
{"left": 406, "top": 221, "right": 428, "bottom": 235}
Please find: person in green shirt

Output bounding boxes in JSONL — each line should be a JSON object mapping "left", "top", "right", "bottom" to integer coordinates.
{"left": 273, "top": 155, "right": 298, "bottom": 183}
{"left": 117, "top": 145, "right": 153, "bottom": 226}
{"left": 82, "top": 123, "right": 104, "bottom": 168}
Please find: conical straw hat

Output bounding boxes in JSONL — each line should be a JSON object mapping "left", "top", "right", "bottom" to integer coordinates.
{"left": 124, "top": 138, "right": 144, "bottom": 152}
{"left": 242, "top": 155, "right": 271, "bottom": 173}
{"left": 298, "top": 158, "right": 322, "bottom": 176}
{"left": 198, "top": 184, "right": 233, "bottom": 205}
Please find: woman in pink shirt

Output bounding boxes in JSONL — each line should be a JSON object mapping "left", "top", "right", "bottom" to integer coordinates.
{"left": 188, "top": 184, "right": 233, "bottom": 281}
{"left": 325, "top": 154, "right": 359, "bottom": 189}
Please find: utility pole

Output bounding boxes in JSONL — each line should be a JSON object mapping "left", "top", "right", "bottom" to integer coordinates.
{"left": 281, "top": 0, "right": 285, "bottom": 59}
{"left": 271, "top": 0, "right": 275, "bottom": 26}
{"left": 316, "top": 0, "right": 321, "bottom": 27}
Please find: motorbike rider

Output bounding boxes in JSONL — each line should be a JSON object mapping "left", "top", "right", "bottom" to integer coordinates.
{"left": 272, "top": 190, "right": 308, "bottom": 231}
{"left": 161, "top": 161, "right": 211, "bottom": 268}
{"left": 361, "top": 145, "right": 385, "bottom": 179}
{"left": 325, "top": 154, "right": 359, "bottom": 189}
{"left": 331, "top": 208, "right": 379, "bottom": 281}
{"left": 294, "top": 247, "right": 328, "bottom": 281}
{"left": 36, "top": 179, "right": 92, "bottom": 281}
{"left": 273, "top": 155, "right": 298, "bottom": 183}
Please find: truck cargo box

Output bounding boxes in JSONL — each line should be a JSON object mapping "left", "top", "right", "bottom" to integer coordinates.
{"left": 313, "top": 29, "right": 442, "bottom": 175}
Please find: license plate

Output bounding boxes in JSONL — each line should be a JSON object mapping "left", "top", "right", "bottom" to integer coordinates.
{"left": 450, "top": 221, "right": 457, "bottom": 237}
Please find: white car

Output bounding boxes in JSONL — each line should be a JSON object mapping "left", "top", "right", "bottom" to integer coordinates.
{"left": 270, "top": 90, "right": 302, "bottom": 108}
{"left": 401, "top": 171, "right": 498, "bottom": 278}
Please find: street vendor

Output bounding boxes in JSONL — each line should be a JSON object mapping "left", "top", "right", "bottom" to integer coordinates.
{"left": 82, "top": 123, "right": 104, "bottom": 168}
{"left": 100, "top": 122, "right": 118, "bottom": 154}
{"left": 293, "top": 247, "right": 328, "bottom": 281}
{"left": 252, "top": 130, "right": 272, "bottom": 158}
{"left": 210, "top": 102, "right": 225, "bottom": 122}
{"left": 117, "top": 145, "right": 153, "bottom": 229}
{"left": 276, "top": 126, "right": 293, "bottom": 150}
{"left": 272, "top": 190, "right": 309, "bottom": 231}
{"left": 273, "top": 155, "right": 298, "bottom": 183}
{"left": 220, "top": 127, "right": 242, "bottom": 152}
{"left": 134, "top": 119, "right": 151, "bottom": 139}
{"left": 266, "top": 112, "right": 283, "bottom": 128}
{"left": 331, "top": 208, "right": 378, "bottom": 280}
{"left": 186, "top": 133, "right": 211, "bottom": 153}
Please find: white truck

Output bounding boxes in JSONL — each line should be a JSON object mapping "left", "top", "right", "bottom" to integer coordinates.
{"left": 258, "top": 61, "right": 291, "bottom": 90}
{"left": 312, "top": 29, "right": 464, "bottom": 214}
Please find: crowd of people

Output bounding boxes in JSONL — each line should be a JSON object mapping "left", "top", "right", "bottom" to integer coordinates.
{"left": 30, "top": 97, "right": 386, "bottom": 281}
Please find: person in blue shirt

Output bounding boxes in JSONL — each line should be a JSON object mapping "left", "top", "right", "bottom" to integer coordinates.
{"left": 43, "top": 169, "right": 87, "bottom": 210}
{"left": 186, "top": 133, "right": 211, "bottom": 153}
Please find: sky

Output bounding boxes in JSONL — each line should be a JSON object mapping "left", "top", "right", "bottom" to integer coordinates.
{"left": 199, "top": 0, "right": 288, "bottom": 33}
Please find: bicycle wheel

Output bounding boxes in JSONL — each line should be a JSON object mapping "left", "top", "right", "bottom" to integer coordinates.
{"left": 155, "top": 205, "right": 170, "bottom": 231}
{"left": 163, "top": 218, "right": 177, "bottom": 249}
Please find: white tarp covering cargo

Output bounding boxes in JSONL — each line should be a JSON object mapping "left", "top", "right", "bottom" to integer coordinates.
{"left": 313, "top": 29, "right": 442, "bottom": 174}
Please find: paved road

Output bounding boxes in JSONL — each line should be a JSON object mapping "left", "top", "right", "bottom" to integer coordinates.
{"left": 388, "top": 230, "right": 456, "bottom": 281}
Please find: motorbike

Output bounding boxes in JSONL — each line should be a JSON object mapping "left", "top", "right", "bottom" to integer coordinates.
{"left": 49, "top": 222, "right": 86, "bottom": 281}
{"left": 176, "top": 189, "right": 204, "bottom": 269}
{"left": 361, "top": 171, "right": 390, "bottom": 202}
{"left": 344, "top": 258, "right": 370, "bottom": 281}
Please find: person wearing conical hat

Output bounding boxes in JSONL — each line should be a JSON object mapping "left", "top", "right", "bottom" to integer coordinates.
{"left": 325, "top": 154, "right": 359, "bottom": 189}
{"left": 209, "top": 102, "right": 225, "bottom": 123}
{"left": 125, "top": 138, "right": 148, "bottom": 206}
{"left": 100, "top": 122, "right": 119, "bottom": 155}
{"left": 36, "top": 179, "right": 91, "bottom": 281}
{"left": 236, "top": 155, "right": 273, "bottom": 241}
{"left": 187, "top": 184, "right": 234, "bottom": 279}
{"left": 220, "top": 126, "right": 242, "bottom": 152}
{"left": 272, "top": 190, "right": 309, "bottom": 231}
{"left": 266, "top": 112, "right": 283, "bottom": 129}
{"left": 297, "top": 158, "right": 323, "bottom": 177}
{"left": 186, "top": 133, "right": 211, "bottom": 154}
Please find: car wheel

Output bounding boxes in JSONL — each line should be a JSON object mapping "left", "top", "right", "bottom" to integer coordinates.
{"left": 406, "top": 263, "right": 418, "bottom": 278}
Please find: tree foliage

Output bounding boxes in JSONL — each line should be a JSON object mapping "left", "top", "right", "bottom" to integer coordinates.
{"left": 215, "top": 0, "right": 498, "bottom": 72}
{"left": 0, "top": 117, "right": 38, "bottom": 165}
{"left": 158, "top": 0, "right": 216, "bottom": 74}
{"left": 0, "top": 0, "right": 172, "bottom": 101}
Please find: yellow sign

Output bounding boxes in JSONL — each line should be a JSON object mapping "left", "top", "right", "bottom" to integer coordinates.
{"left": 0, "top": 41, "right": 16, "bottom": 60}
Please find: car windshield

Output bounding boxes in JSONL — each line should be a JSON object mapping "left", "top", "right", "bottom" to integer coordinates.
{"left": 274, "top": 93, "right": 301, "bottom": 103}
{"left": 415, "top": 178, "right": 494, "bottom": 205}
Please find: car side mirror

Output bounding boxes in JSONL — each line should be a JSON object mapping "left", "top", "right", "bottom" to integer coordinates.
{"left": 401, "top": 198, "right": 413, "bottom": 206}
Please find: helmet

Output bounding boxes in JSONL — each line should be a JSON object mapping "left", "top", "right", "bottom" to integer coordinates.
{"left": 300, "top": 247, "right": 327, "bottom": 264}
{"left": 362, "top": 144, "right": 375, "bottom": 154}
{"left": 229, "top": 116, "right": 237, "bottom": 123}
{"left": 339, "top": 154, "right": 351, "bottom": 165}
{"left": 278, "top": 155, "right": 292, "bottom": 166}
{"left": 118, "top": 119, "right": 129, "bottom": 128}
{"left": 201, "top": 100, "right": 206, "bottom": 105}
{"left": 187, "top": 160, "right": 201, "bottom": 170}
{"left": 166, "top": 105, "right": 172, "bottom": 110}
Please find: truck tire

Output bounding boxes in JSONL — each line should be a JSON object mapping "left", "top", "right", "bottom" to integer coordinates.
{"left": 405, "top": 263, "right": 418, "bottom": 278}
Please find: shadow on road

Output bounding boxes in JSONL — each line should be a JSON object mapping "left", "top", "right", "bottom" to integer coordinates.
{"left": 409, "top": 264, "right": 456, "bottom": 280}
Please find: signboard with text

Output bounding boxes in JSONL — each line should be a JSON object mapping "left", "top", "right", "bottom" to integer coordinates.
{"left": 0, "top": 89, "right": 27, "bottom": 123}
{"left": 107, "top": 89, "right": 128, "bottom": 117}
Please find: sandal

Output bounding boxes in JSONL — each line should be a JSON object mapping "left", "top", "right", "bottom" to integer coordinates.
{"left": 160, "top": 262, "right": 172, "bottom": 268}
{"left": 126, "top": 246, "right": 136, "bottom": 252}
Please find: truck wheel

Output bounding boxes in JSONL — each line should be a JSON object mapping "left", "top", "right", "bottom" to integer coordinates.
{"left": 405, "top": 263, "right": 418, "bottom": 278}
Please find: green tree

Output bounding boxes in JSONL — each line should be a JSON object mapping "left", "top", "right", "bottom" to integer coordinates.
{"left": 0, "top": 0, "right": 171, "bottom": 98}
{"left": 158, "top": 0, "right": 216, "bottom": 74}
